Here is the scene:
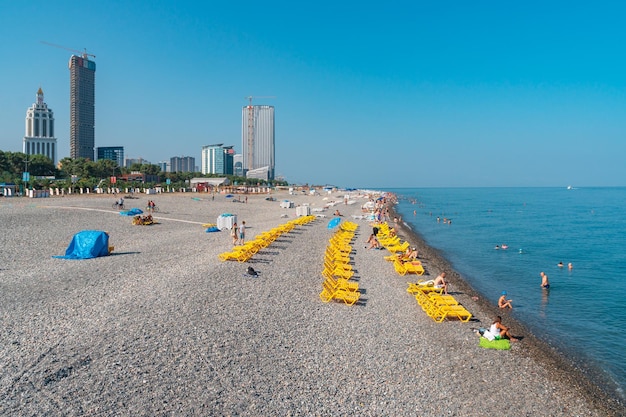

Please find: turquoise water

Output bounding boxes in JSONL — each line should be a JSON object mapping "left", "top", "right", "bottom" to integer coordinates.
{"left": 387, "top": 187, "right": 626, "bottom": 399}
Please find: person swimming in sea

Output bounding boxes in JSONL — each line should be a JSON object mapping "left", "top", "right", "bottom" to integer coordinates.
{"left": 540, "top": 271, "right": 550, "bottom": 289}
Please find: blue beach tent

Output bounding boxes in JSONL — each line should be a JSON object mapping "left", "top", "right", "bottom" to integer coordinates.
{"left": 53, "top": 230, "right": 111, "bottom": 260}
{"left": 327, "top": 217, "right": 341, "bottom": 229}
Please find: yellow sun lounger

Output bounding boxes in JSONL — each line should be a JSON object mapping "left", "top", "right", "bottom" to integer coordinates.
{"left": 320, "top": 279, "right": 360, "bottom": 306}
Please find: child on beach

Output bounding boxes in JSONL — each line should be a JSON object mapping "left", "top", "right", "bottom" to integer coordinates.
{"left": 365, "top": 233, "right": 380, "bottom": 249}
{"left": 231, "top": 222, "right": 238, "bottom": 245}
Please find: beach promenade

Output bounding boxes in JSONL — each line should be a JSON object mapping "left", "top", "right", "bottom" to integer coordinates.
{"left": 0, "top": 191, "right": 623, "bottom": 416}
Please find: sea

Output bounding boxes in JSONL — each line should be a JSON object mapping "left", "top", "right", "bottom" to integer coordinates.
{"left": 385, "top": 187, "right": 626, "bottom": 401}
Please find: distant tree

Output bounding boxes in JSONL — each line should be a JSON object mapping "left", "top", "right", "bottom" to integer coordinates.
{"left": 95, "top": 158, "right": 120, "bottom": 178}
{"left": 28, "top": 154, "right": 57, "bottom": 176}
{"left": 140, "top": 163, "right": 161, "bottom": 176}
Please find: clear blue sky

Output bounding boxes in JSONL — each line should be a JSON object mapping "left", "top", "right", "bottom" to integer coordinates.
{"left": 1, "top": 1, "right": 625, "bottom": 188}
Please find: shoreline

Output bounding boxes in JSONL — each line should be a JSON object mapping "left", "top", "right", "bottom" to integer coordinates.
{"left": 388, "top": 204, "right": 625, "bottom": 412}
{"left": 1, "top": 190, "right": 625, "bottom": 415}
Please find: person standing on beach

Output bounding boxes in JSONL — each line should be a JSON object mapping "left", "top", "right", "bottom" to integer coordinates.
{"left": 231, "top": 222, "right": 238, "bottom": 245}
{"left": 238, "top": 221, "right": 246, "bottom": 245}
{"left": 540, "top": 271, "right": 550, "bottom": 288}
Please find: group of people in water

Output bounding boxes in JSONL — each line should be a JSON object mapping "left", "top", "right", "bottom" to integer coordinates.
{"left": 498, "top": 262, "right": 574, "bottom": 309}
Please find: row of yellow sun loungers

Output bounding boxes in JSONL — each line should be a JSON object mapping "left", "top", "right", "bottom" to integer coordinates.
{"left": 319, "top": 222, "right": 361, "bottom": 306}
{"left": 407, "top": 281, "right": 472, "bottom": 322}
{"left": 373, "top": 222, "right": 426, "bottom": 276}
{"left": 218, "top": 215, "right": 316, "bottom": 262}
{"left": 371, "top": 222, "right": 471, "bottom": 322}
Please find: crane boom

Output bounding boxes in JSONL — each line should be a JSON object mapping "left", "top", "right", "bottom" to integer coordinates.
{"left": 41, "top": 41, "right": 96, "bottom": 59}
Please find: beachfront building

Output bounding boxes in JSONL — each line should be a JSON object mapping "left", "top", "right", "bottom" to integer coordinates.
{"left": 233, "top": 154, "right": 243, "bottom": 177}
{"left": 241, "top": 105, "right": 275, "bottom": 180}
{"left": 201, "top": 144, "right": 234, "bottom": 175}
{"left": 170, "top": 156, "right": 195, "bottom": 173}
{"left": 23, "top": 88, "right": 57, "bottom": 164}
{"left": 97, "top": 146, "right": 124, "bottom": 166}
{"left": 246, "top": 166, "right": 270, "bottom": 182}
{"left": 69, "top": 54, "right": 96, "bottom": 160}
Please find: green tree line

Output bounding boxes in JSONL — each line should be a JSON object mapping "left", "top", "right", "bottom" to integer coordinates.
{"left": 0, "top": 150, "right": 288, "bottom": 191}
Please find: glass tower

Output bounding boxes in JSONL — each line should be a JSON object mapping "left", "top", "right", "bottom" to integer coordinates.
{"left": 69, "top": 55, "right": 96, "bottom": 160}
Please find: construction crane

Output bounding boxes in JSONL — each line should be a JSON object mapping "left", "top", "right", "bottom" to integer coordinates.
{"left": 41, "top": 41, "right": 96, "bottom": 59}
{"left": 244, "top": 96, "right": 275, "bottom": 172}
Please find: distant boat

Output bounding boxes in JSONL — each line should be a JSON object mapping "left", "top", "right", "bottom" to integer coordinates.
{"left": 567, "top": 185, "right": 573, "bottom": 190}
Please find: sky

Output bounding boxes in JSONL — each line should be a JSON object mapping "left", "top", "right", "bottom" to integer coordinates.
{"left": 1, "top": 1, "right": 625, "bottom": 188}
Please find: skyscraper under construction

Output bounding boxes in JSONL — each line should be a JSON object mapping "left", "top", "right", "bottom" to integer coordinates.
{"left": 241, "top": 105, "right": 275, "bottom": 180}
{"left": 69, "top": 54, "right": 96, "bottom": 160}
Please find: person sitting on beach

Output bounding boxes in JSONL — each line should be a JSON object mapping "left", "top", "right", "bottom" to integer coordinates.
{"left": 389, "top": 227, "right": 397, "bottom": 238}
{"left": 486, "top": 316, "right": 518, "bottom": 341}
{"left": 433, "top": 272, "right": 448, "bottom": 294}
{"left": 498, "top": 291, "right": 513, "bottom": 309}
{"left": 365, "top": 233, "right": 380, "bottom": 249}
{"left": 404, "top": 247, "right": 418, "bottom": 260}
{"left": 540, "top": 271, "right": 550, "bottom": 288}
{"left": 334, "top": 209, "right": 342, "bottom": 216}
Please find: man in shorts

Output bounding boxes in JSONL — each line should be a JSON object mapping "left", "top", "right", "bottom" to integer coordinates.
{"left": 238, "top": 221, "right": 246, "bottom": 245}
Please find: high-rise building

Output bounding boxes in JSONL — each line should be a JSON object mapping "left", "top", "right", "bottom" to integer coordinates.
{"left": 233, "top": 154, "right": 243, "bottom": 177}
{"left": 69, "top": 55, "right": 96, "bottom": 160}
{"left": 23, "top": 87, "right": 57, "bottom": 164}
{"left": 157, "top": 161, "right": 170, "bottom": 173}
{"left": 242, "top": 105, "right": 275, "bottom": 180}
{"left": 124, "top": 157, "right": 151, "bottom": 168}
{"left": 97, "top": 146, "right": 124, "bottom": 166}
{"left": 170, "top": 156, "right": 195, "bottom": 173}
{"left": 201, "top": 144, "right": 234, "bottom": 175}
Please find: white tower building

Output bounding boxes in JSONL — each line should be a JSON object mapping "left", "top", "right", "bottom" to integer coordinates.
{"left": 23, "top": 87, "right": 57, "bottom": 164}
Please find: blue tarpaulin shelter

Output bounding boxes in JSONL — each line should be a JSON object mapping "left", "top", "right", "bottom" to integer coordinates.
{"left": 53, "top": 230, "right": 110, "bottom": 260}
{"left": 120, "top": 208, "right": 143, "bottom": 216}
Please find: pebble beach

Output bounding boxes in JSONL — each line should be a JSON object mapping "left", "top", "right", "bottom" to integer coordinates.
{"left": 1, "top": 190, "right": 624, "bottom": 416}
